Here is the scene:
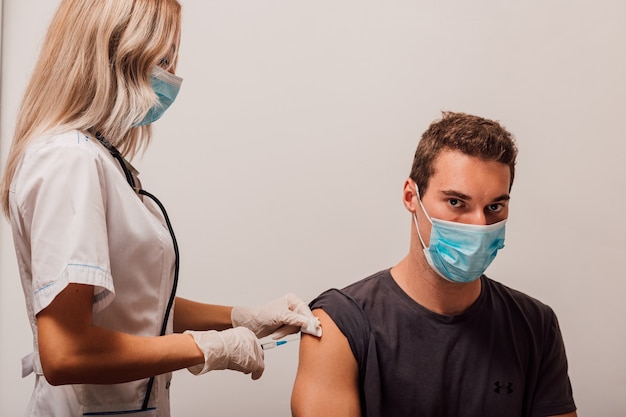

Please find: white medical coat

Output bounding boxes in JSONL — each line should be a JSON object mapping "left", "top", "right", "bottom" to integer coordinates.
{"left": 9, "top": 131, "right": 176, "bottom": 416}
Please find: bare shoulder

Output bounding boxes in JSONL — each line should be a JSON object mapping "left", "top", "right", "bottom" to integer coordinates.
{"left": 296, "top": 308, "right": 356, "bottom": 380}
{"left": 291, "top": 308, "right": 360, "bottom": 417}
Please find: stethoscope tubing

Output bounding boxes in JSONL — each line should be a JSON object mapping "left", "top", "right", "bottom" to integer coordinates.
{"left": 96, "top": 134, "right": 180, "bottom": 410}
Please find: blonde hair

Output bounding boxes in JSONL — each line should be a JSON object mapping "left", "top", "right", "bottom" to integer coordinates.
{"left": 1, "top": 0, "right": 182, "bottom": 217}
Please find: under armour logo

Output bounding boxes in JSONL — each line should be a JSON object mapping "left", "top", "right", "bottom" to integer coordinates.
{"left": 494, "top": 381, "right": 513, "bottom": 394}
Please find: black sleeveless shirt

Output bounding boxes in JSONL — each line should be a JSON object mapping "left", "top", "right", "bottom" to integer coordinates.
{"left": 310, "top": 269, "right": 576, "bottom": 417}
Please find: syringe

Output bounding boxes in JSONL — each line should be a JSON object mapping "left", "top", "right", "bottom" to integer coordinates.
{"left": 261, "top": 336, "right": 300, "bottom": 350}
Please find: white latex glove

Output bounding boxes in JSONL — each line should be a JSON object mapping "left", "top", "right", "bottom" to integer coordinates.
{"left": 185, "top": 327, "right": 265, "bottom": 380}
{"left": 231, "top": 293, "right": 323, "bottom": 339}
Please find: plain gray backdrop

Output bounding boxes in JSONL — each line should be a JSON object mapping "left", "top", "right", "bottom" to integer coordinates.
{"left": 1, "top": 1, "right": 625, "bottom": 415}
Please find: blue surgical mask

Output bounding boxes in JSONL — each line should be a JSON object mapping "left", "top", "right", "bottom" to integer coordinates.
{"left": 136, "top": 66, "right": 183, "bottom": 126}
{"left": 413, "top": 185, "right": 506, "bottom": 283}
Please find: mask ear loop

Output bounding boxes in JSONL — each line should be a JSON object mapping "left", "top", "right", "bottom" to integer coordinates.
{"left": 413, "top": 183, "right": 432, "bottom": 250}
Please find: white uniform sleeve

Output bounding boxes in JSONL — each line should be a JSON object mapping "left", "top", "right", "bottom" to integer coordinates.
{"left": 13, "top": 135, "right": 115, "bottom": 315}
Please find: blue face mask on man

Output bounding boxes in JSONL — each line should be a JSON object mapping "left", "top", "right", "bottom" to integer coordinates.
{"left": 136, "top": 66, "right": 183, "bottom": 126}
{"left": 413, "top": 184, "right": 506, "bottom": 283}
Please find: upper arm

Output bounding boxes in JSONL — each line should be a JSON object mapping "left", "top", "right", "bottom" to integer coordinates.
{"left": 534, "top": 309, "right": 577, "bottom": 416}
{"left": 37, "top": 284, "right": 204, "bottom": 386}
{"left": 36, "top": 283, "right": 96, "bottom": 382}
{"left": 291, "top": 308, "right": 360, "bottom": 417}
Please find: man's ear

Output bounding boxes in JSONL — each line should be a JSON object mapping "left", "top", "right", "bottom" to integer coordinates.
{"left": 402, "top": 179, "right": 418, "bottom": 213}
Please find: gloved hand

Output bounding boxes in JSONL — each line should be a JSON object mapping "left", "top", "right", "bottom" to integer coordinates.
{"left": 185, "top": 327, "right": 265, "bottom": 380}
{"left": 231, "top": 293, "right": 322, "bottom": 339}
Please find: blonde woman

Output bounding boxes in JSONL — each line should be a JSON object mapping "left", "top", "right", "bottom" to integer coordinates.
{"left": 0, "top": 1, "right": 320, "bottom": 416}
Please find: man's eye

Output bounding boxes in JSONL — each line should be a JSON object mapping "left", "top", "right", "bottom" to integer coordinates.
{"left": 488, "top": 204, "right": 503, "bottom": 212}
{"left": 448, "top": 198, "right": 460, "bottom": 207}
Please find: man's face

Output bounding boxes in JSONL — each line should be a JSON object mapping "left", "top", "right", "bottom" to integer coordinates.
{"left": 417, "top": 149, "right": 511, "bottom": 230}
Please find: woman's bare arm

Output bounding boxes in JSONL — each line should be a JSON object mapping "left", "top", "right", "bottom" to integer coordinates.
{"left": 37, "top": 283, "right": 204, "bottom": 386}
{"left": 173, "top": 297, "right": 233, "bottom": 333}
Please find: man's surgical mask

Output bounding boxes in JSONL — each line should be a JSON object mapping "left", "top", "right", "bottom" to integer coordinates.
{"left": 413, "top": 185, "right": 506, "bottom": 284}
{"left": 136, "top": 66, "right": 183, "bottom": 126}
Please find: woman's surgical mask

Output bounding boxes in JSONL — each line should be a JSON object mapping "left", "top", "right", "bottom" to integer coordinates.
{"left": 413, "top": 185, "right": 506, "bottom": 283}
{"left": 136, "top": 66, "right": 183, "bottom": 126}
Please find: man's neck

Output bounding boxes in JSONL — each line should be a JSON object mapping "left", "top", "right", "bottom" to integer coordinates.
{"left": 390, "top": 254, "right": 482, "bottom": 316}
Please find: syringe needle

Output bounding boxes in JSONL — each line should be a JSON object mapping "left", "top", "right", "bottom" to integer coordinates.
{"left": 261, "top": 336, "right": 300, "bottom": 350}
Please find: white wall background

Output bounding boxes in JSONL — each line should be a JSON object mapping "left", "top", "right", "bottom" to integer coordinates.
{"left": 2, "top": 1, "right": 625, "bottom": 416}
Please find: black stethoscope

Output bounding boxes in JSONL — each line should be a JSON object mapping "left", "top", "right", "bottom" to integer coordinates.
{"left": 95, "top": 133, "right": 179, "bottom": 411}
